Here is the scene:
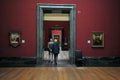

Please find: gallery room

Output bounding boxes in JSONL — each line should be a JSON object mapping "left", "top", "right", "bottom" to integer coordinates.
{"left": 0, "top": 0, "right": 120, "bottom": 80}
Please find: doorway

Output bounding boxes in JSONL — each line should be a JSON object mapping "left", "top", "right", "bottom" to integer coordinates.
{"left": 37, "top": 4, "right": 76, "bottom": 65}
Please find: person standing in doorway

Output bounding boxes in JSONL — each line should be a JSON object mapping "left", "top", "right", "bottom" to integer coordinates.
{"left": 48, "top": 38, "right": 54, "bottom": 63}
{"left": 52, "top": 39, "right": 60, "bottom": 65}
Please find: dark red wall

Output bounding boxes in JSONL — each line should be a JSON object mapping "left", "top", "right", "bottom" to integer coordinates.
{"left": 0, "top": 0, "right": 36, "bottom": 57}
{"left": 0, "top": 0, "right": 120, "bottom": 57}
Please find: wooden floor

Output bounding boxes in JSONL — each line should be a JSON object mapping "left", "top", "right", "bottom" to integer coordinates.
{"left": 0, "top": 67, "right": 120, "bottom": 80}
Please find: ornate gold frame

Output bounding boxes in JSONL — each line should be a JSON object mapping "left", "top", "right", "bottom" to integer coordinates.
{"left": 9, "top": 32, "right": 21, "bottom": 48}
{"left": 92, "top": 32, "right": 104, "bottom": 47}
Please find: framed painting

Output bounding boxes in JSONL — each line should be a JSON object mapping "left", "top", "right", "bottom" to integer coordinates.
{"left": 92, "top": 32, "right": 104, "bottom": 47}
{"left": 9, "top": 32, "right": 21, "bottom": 48}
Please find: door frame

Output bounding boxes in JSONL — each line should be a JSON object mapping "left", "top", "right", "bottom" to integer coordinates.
{"left": 37, "top": 4, "right": 76, "bottom": 65}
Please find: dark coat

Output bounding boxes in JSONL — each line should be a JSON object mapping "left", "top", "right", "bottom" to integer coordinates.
{"left": 52, "top": 42, "right": 60, "bottom": 54}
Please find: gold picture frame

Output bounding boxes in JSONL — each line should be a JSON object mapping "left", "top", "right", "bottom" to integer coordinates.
{"left": 9, "top": 32, "right": 21, "bottom": 48}
{"left": 92, "top": 32, "right": 104, "bottom": 47}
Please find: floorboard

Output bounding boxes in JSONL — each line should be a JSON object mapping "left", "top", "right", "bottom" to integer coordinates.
{"left": 0, "top": 67, "right": 120, "bottom": 80}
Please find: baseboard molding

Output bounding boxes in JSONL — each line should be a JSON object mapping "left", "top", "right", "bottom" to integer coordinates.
{"left": 1, "top": 57, "right": 120, "bottom": 67}
{"left": 82, "top": 57, "right": 120, "bottom": 66}
{"left": 0, "top": 57, "right": 36, "bottom": 67}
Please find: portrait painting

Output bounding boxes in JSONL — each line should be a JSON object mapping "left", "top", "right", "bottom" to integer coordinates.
{"left": 9, "top": 32, "right": 21, "bottom": 47}
{"left": 92, "top": 32, "right": 104, "bottom": 47}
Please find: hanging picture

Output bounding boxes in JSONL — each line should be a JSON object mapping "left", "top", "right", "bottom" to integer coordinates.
{"left": 9, "top": 32, "right": 21, "bottom": 48}
{"left": 92, "top": 32, "right": 104, "bottom": 47}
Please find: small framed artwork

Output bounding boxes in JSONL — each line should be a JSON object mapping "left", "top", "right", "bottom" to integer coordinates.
{"left": 92, "top": 32, "right": 104, "bottom": 47}
{"left": 9, "top": 32, "right": 21, "bottom": 48}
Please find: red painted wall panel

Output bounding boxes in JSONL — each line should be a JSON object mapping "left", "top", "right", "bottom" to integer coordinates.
{"left": 0, "top": 0, "right": 36, "bottom": 57}
{"left": 52, "top": 30, "right": 62, "bottom": 35}
{"left": 0, "top": 0, "right": 120, "bottom": 57}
